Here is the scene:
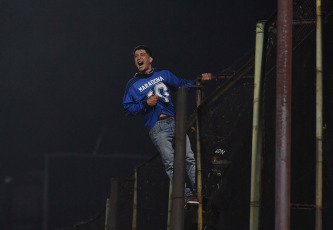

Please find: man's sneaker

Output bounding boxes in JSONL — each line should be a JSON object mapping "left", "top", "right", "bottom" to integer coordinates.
{"left": 184, "top": 196, "right": 199, "bottom": 210}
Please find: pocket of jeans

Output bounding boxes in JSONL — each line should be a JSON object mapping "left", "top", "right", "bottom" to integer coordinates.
{"left": 149, "top": 122, "right": 160, "bottom": 138}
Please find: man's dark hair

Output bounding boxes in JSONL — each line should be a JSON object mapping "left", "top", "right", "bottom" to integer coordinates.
{"left": 133, "top": 45, "right": 153, "bottom": 57}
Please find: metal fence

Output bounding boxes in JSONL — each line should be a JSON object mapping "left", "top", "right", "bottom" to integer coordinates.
{"left": 62, "top": 0, "right": 333, "bottom": 229}
{"left": 260, "top": 0, "right": 333, "bottom": 229}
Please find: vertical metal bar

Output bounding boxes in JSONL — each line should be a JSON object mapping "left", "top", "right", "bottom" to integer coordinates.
{"left": 167, "top": 181, "right": 173, "bottom": 230}
{"left": 275, "top": 0, "right": 293, "bottom": 228}
{"left": 132, "top": 169, "right": 138, "bottom": 230}
{"left": 171, "top": 86, "right": 188, "bottom": 230}
{"left": 109, "top": 178, "right": 119, "bottom": 230}
{"left": 43, "top": 156, "right": 49, "bottom": 230}
{"left": 250, "top": 22, "right": 265, "bottom": 230}
{"left": 315, "top": 0, "right": 323, "bottom": 228}
{"left": 196, "top": 82, "right": 203, "bottom": 230}
{"left": 105, "top": 199, "right": 111, "bottom": 230}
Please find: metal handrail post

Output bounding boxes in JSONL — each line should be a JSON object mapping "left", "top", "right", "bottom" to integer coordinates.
{"left": 104, "top": 199, "right": 111, "bottom": 230}
{"left": 132, "top": 169, "right": 138, "bottom": 230}
{"left": 250, "top": 22, "right": 265, "bottom": 230}
{"left": 109, "top": 178, "right": 119, "bottom": 230}
{"left": 315, "top": 0, "right": 323, "bottom": 228}
{"left": 275, "top": 0, "right": 293, "bottom": 228}
{"left": 196, "top": 81, "right": 203, "bottom": 230}
{"left": 171, "top": 87, "right": 188, "bottom": 230}
{"left": 167, "top": 181, "right": 173, "bottom": 230}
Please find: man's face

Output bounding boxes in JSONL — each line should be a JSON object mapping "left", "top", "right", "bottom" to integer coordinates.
{"left": 134, "top": 49, "right": 153, "bottom": 73}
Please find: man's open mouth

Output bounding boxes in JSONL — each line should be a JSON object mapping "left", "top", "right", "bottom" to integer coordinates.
{"left": 138, "top": 62, "right": 143, "bottom": 66}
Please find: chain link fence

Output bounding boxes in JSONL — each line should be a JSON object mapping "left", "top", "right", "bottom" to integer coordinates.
{"left": 61, "top": 0, "right": 333, "bottom": 228}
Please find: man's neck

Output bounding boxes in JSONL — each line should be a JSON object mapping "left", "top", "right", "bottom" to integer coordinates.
{"left": 140, "top": 67, "right": 154, "bottom": 74}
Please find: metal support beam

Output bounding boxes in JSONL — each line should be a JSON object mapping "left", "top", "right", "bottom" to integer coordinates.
{"left": 275, "top": 0, "right": 293, "bottom": 228}
{"left": 196, "top": 81, "right": 203, "bottom": 230}
{"left": 250, "top": 22, "right": 265, "bottom": 230}
{"left": 315, "top": 0, "right": 323, "bottom": 228}
{"left": 105, "top": 199, "right": 111, "bottom": 230}
{"left": 109, "top": 178, "right": 119, "bottom": 230}
{"left": 171, "top": 87, "right": 188, "bottom": 230}
{"left": 132, "top": 169, "right": 138, "bottom": 230}
{"left": 167, "top": 181, "right": 173, "bottom": 230}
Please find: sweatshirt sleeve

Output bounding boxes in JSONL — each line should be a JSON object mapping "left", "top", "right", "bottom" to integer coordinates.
{"left": 122, "top": 81, "right": 148, "bottom": 116}
{"left": 164, "top": 70, "right": 196, "bottom": 90}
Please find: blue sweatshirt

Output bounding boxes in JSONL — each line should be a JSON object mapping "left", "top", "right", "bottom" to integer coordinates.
{"left": 123, "top": 68, "right": 196, "bottom": 130}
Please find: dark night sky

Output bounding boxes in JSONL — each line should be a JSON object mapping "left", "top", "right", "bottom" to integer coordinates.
{"left": 0, "top": 0, "right": 276, "bottom": 173}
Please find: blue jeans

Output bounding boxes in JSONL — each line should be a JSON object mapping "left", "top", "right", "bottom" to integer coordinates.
{"left": 149, "top": 117, "right": 196, "bottom": 198}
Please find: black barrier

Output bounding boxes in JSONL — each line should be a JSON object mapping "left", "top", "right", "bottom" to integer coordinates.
{"left": 117, "top": 173, "right": 135, "bottom": 230}
{"left": 199, "top": 71, "right": 254, "bottom": 230}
